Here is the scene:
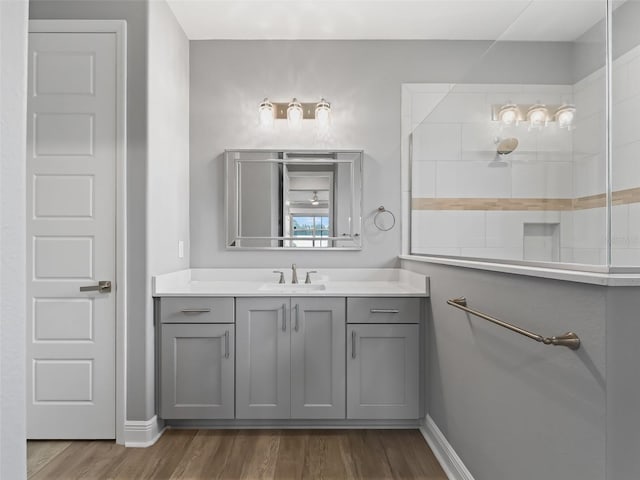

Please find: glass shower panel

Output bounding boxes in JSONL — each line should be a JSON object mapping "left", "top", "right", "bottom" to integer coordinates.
{"left": 407, "top": 0, "right": 608, "bottom": 268}
{"left": 610, "top": 0, "right": 640, "bottom": 268}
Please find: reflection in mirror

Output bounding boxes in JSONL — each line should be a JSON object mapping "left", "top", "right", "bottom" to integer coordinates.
{"left": 225, "top": 150, "right": 362, "bottom": 249}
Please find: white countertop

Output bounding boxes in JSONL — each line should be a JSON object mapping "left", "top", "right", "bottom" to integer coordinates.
{"left": 153, "top": 268, "right": 429, "bottom": 297}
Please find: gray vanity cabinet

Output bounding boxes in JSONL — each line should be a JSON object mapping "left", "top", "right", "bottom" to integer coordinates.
{"left": 158, "top": 297, "right": 235, "bottom": 419}
{"left": 347, "top": 298, "right": 420, "bottom": 420}
{"left": 160, "top": 323, "right": 235, "bottom": 419}
{"left": 291, "top": 298, "right": 346, "bottom": 419}
{"left": 235, "top": 297, "right": 291, "bottom": 419}
{"left": 235, "top": 297, "right": 346, "bottom": 419}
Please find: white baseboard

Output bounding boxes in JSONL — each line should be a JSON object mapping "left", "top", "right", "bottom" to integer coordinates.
{"left": 420, "top": 415, "right": 475, "bottom": 480}
{"left": 124, "top": 415, "right": 166, "bottom": 447}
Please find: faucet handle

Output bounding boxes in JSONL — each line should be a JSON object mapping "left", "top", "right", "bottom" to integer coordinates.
{"left": 305, "top": 271, "right": 318, "bottom": 284}
{"left": 272, "top": 270, "right": 285, "bottom": 284}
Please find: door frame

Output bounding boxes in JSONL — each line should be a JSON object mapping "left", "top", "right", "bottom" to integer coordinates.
{"left": 28, "top": 19, "right": 128, "bottom": 444}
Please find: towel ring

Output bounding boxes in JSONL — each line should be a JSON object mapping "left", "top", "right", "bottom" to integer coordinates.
{"left": 374, "top": 206, "right": 396, "bottom": 231}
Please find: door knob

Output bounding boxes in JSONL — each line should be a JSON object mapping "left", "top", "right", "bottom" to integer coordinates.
{"left": 80, "top": 280, "right": 112, "bottom": 293}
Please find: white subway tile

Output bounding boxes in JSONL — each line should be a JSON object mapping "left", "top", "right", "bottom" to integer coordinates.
{"left": 536, "top": 124, "right": 573, "bottom": 153}
{"left": 572, "top": 248, "right": 606, "bottom": 266}
{"left": 629, "top": 203, "right": 640, "bottom": 248}
{"left": 411, "top": 161, "right": 436, "bottom": 197}
{"left": 411, "top": 210, "right": 485, "bottom": 248}
{"left": 512, "top": 161, "right": 573, "bottom": 198}
{"left": 573, "top": 155, "right": 606, "bottom": 198}
{"left": 436, "top": 161, "right": 511, "bottom": 198}
{"left": 573, "top": 113, "right": 605, "bottom": 157}
{"left": 612, "top": 140, "right": 640, "bottom": 191}
{"left": 612, "top": 95, "right": 640, "bottom": 147}
{"left": 412, "top": 123, "right": 461, "bottom": 161}
{"left": 572, "top": 208, "right": 606, "bottom": 250}
{"left": 611, "top": 205, "right": 630, "bottom": 249}
{"left": 611, "top": 248, "right": 640, "bottom": 266}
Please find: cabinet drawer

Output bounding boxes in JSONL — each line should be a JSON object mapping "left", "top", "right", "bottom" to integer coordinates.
{"left": 347, "top": 297, "right": 420, "bottom": 324}
{"left": 160, "top": 297, "right": 234, "bottom": 324}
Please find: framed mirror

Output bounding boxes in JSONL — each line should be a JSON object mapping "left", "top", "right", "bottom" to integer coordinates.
{"left": 225, "top": 149, "right": 363, "bottom": 249}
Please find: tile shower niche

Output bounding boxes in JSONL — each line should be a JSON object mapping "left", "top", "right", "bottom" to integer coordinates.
{"left": 523, "top": 223, "right": 560, "bottom": 263}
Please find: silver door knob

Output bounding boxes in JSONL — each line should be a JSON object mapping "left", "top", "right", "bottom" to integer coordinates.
{"left": 80, "top": 280, "right": 112, "bottom": 293}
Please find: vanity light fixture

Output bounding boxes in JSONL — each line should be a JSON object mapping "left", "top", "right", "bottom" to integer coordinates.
{"left": 258, "top": 98, "right": 274, "bottom": 127}
{"left": 315, "top": 98, "right": 331, "bottom": 129}
{"left": 287, "top": 98, "right": 303, "bottom": 128}
{"left": 258, "top": 97, "right": 332, "bottom": 129}
{"left": 526, "top": 104, "right": 549, "bottom": 130}
{"left": 492, "top": 103, "right": 576, "bottom": 131}
{"left": 555, "top": 104, "right": 576, "bottom": 130}
{"left": 497, "top": 103, "right": 520, "bottom": 126}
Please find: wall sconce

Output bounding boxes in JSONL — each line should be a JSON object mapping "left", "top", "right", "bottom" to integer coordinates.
{"left": 259, "top": 98, "right": 274, "bottom": 128}
{"left": 555, "top": 104, "right": 576, "bottom": 130}
{"left": 287, "top": 98, "right": 303, "bottom": 128}
{"left": 258, "top": 97, "right": 332, "bottom": 129}
{"left": 492, "top": 103, "right": 576, "bottom": 131}
{"left": 526, "top": 104, "right": 549, "bottom": 131}
{"left": 497, "top": 104, "right": 520, "bottom": 126}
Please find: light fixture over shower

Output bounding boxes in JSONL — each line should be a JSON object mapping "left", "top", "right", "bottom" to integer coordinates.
{"left": 492, "top": 103, "right": 576, "bottom": 130}
{"left": 258, "top": 97, "right": 332, "bottom": 129}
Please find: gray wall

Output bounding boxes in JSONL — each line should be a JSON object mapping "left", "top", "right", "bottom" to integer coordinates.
{"left": 147, "top": 0, "right": 190, "bottom": 417}
{"left": 402, "top": 259, "right": 607, "bottom": 480}
{"left": 189, "top": 40, "right": 574, "bottom": 269}
{"left": 1, "top": 0, "right": 28, "bottom": 478}
{"left": 29, "top": 0, "right": 151, "bottom": 420}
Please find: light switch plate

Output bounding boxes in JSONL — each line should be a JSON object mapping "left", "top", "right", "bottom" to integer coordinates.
{"left": 178, "top": 240, "right": 184, "bottom": 259}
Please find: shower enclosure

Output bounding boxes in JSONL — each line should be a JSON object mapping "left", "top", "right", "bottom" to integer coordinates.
{"left": 404, "top": 0, "right": 640, "bottom": 272}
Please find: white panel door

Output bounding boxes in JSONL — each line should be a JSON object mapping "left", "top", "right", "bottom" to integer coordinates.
{"left": 27, "top": 32, "right": 117, "bottom": 438}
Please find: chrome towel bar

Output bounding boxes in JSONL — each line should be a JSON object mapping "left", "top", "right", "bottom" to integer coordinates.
{"left": 446, "top": 297, "right": 581, "bottom": 350}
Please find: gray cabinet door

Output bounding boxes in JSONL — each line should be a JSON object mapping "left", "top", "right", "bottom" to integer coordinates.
{"left": 160, "top": 323, "right": 234, "bottom": 419}
{"left": 236, "top": 297, "right": 291, "bottom": 419}
{"left": 291, "top": 298, "right": 346, "bottom": 419}
{"left": 347, "top": 324, "right": 419, "bottom": 419}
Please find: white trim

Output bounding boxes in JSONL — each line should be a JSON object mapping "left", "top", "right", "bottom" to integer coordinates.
{"left": 28, "top": 20, "right": 128, "bottom": 444}
{"left": 124, "top": 416, "right": 165, "bottom": 448}
{"left": 420, "top": 416, "right": 475, "bottom": 480}
{"left": 400, "top": 255, "right": 640, "bottom": 287}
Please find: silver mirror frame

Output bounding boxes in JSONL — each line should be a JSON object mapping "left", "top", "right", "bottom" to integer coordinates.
{"left": 225, "top": 149, "right": 363, "bottom": 250}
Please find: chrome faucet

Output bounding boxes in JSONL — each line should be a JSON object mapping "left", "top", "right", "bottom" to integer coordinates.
{"left": 291, "top": 263, "right": 298, "bottom": 284}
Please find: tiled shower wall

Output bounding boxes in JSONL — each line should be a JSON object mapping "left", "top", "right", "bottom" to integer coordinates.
{"left": 408, "top": 84, "right": 576, "bottom": 262}
{"left": 408, "top": 47, "right": 640, "bottom": 266}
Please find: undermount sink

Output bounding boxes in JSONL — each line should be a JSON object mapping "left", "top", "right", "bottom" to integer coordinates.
{"left": 259, "top": 283, "right": 327, "bottom": 292}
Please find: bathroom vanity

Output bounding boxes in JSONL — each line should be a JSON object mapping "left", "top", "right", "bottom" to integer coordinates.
{"left": 153, "top": 268, "right": 428, "bottom": 426}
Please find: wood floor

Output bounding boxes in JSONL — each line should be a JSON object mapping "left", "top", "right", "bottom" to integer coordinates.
{"left": 27, "top": 429, "right": 447, "bottom": 480}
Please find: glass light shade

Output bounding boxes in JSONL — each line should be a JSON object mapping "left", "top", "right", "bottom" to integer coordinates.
{"left": 287, "top": 98, "right": 303, "bottom": 128}
{"left": 556, "top": 105, "right": 576, "bottom": 130}
{"left": 527, "top": 104, "right": 548, "bottom": 130}
{"left": 258, "top": 98, "right": 274, "bottom": 127}
{"left": 498, "top": 104, "right": 519, "bottom": 126}
{"left": 315, "top": 98, "right": 331, "bottom": 129}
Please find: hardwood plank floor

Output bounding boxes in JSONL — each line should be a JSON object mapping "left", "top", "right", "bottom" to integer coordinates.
{"left": 28, "top": 429, "right": 447, "bottom": 480}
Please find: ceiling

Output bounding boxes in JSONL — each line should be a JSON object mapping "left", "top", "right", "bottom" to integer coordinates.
{"left": 166, "top": 0, "right": 612, "bottom": 41}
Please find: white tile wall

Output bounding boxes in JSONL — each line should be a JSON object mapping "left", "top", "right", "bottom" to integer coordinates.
{"left": 612, "top": 140, "right": 640, "bottom": 191}
{"left": 411, "top": 161, "right": 436, "bottom": 197}
{"left": 405, "top": 63, "right": 640, "bottom": 267}
{"left": 511, "top": 161, "right": 573, "bottom": 198}
{"left": 412, "top": 123, "right": 461, "bottom": 161}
